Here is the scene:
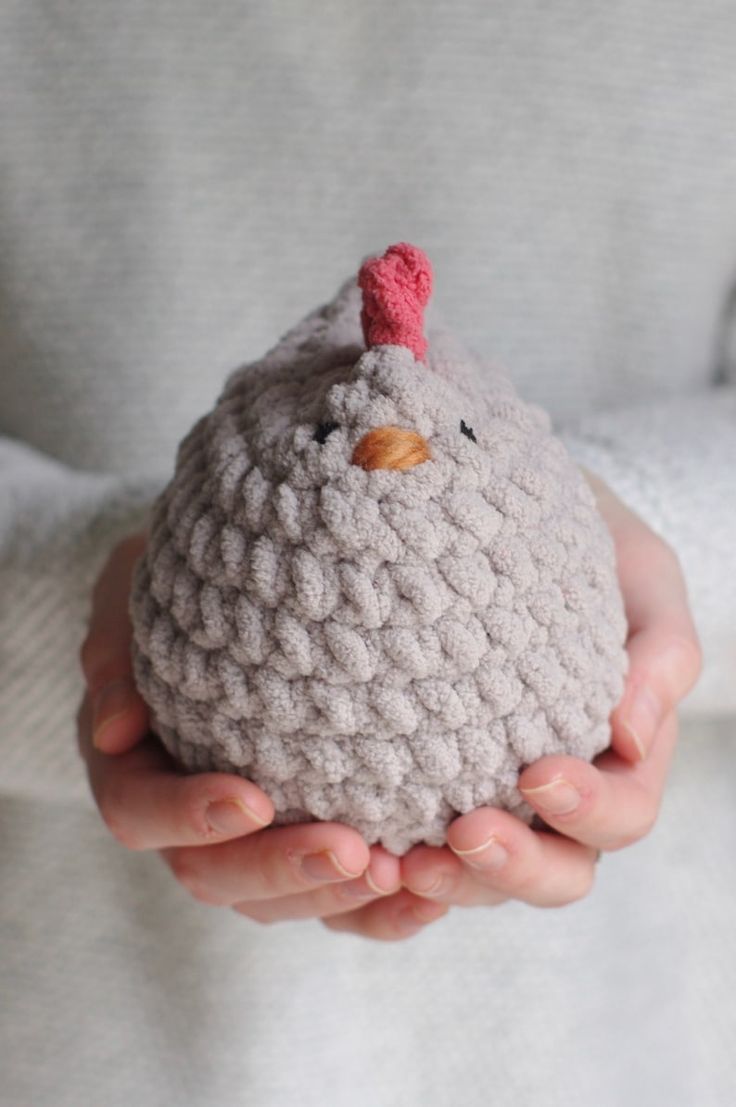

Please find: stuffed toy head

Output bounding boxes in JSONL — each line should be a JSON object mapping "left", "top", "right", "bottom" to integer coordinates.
{"left": 129, "top": 243, "right": 628, "bottom": 856}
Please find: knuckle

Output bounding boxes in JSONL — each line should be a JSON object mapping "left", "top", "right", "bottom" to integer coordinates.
{"left": 501, "top": 862, "right": 536, "bottom": 898}
{"left": 119, "top": 531, "right": 148, "bottom": 561}
{"left": 620, "top": 527, "right": 669, "bottom": 568}
{"left": 78, "top": 633, "right": 99, "bottom": 680}
{"left": 78, "top": 645, "right": 126, "bottom": 698}
{"left": 655, "top": 534, "right": 678, "bottom": 565}
{"left": 644, "top": 530, "right": 680, "bottom": 572}
{"left": 334, "top": 883, "right": 377, "bottom": 906}
{"left": 189, "top": 885, "right": 227, "bottom": 907}
{"left": 646, "top": 533, "right": 688, "bottom": 586}
{"left": 168, "top": 851, "right": 223, "bottom": 906}
{"left": 667, "top": 632, "right": 704, "bottom": 690}
{"left": 321, "top": 917, "right": 391, "bottom": 942}
{"left": 609, "top": 804, "right": 659, "bottom": 850}
{"left": 319, "top": 915, "right": 347, "bottom": 934}
{"left": 666, "top": 546, "right": 690, "bottom": 586}
{"left": 184, "top": 886, "right": 219, "bottom": 907}
{"left": 624, "top": 809, "right": 659, "bottom": 847}
{"left": 89, "top": 568, "right": 108, "bottom": 610}
{"left": 650, "top": 550, "right": 702, "bottom": 669}
{"left": 97, "top": 785, "right": 140, "bottom": 850}
{"left": 689, "top": 640, "right": 704, "bottom": 684}
{"left": 177, "top": 780, "right": 211, "bottom": 842}
{"left": 567, "top": 864, "right": 596, "bottom": 903}
{"left": 233, "top": 904, "right": 278, "bottom": 925}
{"left": 262, "top": 845, "right": 298, "bottom": 896}
{"left": 544, "top": 865, "right": 596, "bottom": 908}
{"left": 75, "top": 693, "right": 91, "bottom": 743}
{"left": 391, "top": 924, "right": 423, "bottom": 942}
{"left": 167, "top": 849, "right": 195, "bottom": 886}
{"left": 635, "top": 802, "right": 660, "bottom": 841}
{"left": 511, "top": 873, "right": 541, "bottom": 901}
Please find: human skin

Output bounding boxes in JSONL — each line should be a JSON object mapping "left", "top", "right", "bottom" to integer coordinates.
{"left": 77, "top": 468, "right": 702, "bottom": 941}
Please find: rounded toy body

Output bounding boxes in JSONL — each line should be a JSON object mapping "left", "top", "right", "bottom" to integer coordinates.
{"left": 129, "top": 245, "right": 628, "bottom": 855}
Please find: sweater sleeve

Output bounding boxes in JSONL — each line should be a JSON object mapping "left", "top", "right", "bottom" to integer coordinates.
{"left": 555, "top": 383, "right": 736, "bottom": 720}
{"left": 0, "top": 436, "right": 163, "bottom": 805}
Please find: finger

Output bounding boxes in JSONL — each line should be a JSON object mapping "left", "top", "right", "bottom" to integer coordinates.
{"left": 401, "top": 844, "right": 508, "bottom": 907}
{"left": 517, "top": 710, "right": 678, "bottom": 851}
{"left": 403, "top": 817, "right": 597, "bottom": 908}
{"left": 160, "top": 821, "right": 372, "bottom": 904}
{"left": 79, "top": 531, "right": 150, "bottom": 754}
{"left": 611, "top": 536, "right": 701, "bottom": 759}
{"left": 583, "top": 474, "right": 702, "bottom": 762}
{"left": 230, "top": 846, "right": 402, "bottom": 922}
{"left": 320, "top": 889, "right": 450, "bottom": 941}
{"left": 79, "top": 698, "right": 275, "bottom": 849}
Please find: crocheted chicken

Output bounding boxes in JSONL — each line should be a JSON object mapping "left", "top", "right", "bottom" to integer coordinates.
{"left": 129, "top": 243, "right": 629, "bottom": 856}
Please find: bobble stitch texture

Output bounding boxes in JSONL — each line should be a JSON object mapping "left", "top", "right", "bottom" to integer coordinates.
{"left": 129, "top": 244, "right": 629, "bottom": 856}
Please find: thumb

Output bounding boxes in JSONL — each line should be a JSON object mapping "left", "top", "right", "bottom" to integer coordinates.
{"left": 579, "top": 468, "right": 702, "bottom": 763}
{"left": 608, "top": 518, "right": 702, "bottom": 762}
{"left": 78, "top": 531, "right": 151, "bottom": 754}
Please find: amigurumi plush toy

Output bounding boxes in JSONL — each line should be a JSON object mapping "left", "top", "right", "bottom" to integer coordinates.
{"left": 129, "top": 242, "right": 629, "bottom": 856}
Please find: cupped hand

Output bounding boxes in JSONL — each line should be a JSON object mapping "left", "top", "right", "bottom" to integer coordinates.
{"left": 77, "top": 532, "right": 443, "bottom": 940}
{"left": 78, "top": 466, "right": 702, "bottom": 940}
{"left": 331, "top": 468, "right": 703, "bottom": 927}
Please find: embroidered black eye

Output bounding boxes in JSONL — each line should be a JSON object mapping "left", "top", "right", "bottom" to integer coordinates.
{"left": 460, "top": 419, "right": 477, "bottom": 443}
{"left": 314, "top": 420, "right": 339, "bottom": 444}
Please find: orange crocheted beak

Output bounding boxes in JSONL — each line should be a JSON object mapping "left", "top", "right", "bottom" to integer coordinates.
{"left": 351, "top": 426, "right": 431, "bottom": 471}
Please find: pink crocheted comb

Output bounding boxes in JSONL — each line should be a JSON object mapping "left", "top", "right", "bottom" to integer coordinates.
{"left": 357, "top": 242, "right": 433, "bottom": 362}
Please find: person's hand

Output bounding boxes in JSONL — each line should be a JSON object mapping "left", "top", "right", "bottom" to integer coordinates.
{"left": 328, "top": 468, "right": 703, "bottom": 928}
{"left": 77, "top": 532, "right": 443, "bottom": 939}
{"left": 78, "top": 465, "right": 702, "bottom": 941}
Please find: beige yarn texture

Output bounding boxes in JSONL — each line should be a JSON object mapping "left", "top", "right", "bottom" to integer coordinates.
{"left": 129, "top": 270, "right": 628, "bottom": 855}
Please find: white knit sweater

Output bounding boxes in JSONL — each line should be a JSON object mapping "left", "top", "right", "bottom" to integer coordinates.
{"left": 1, "top": 2, "right": 735, "bottom": 1104}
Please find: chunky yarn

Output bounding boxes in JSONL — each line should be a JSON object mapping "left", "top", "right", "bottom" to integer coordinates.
{"left": 129, "top": 243, "right": 628, "bottom": 856}
{"left": 358, "top": 242, "right": 433, "bottom": 362}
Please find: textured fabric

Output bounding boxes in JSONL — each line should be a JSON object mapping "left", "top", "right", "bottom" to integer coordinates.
{"left": 3, "top": 1, "right": 736, "bottom": 482}
{"left": 2, "top": 717, "right": 735, "bottom": 1107}
{"left": 557, "top": 388, "right": 736, "bottom": 715}
{"left": 358, "top": 242, "right": 434, "bottom": 360}
{"left": 1, "top": 2, "right": 735, "bottom": 1105}
{"left": 0, "top": 437, "right": 161, "bottom": 801}
{"left": 129, "top": 252, "right": 627, "bottom": 854}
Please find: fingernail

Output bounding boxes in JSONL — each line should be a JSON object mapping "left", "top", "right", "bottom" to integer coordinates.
{"left": 206, "top": 799, "right": 268, "bottom": 834}
{"left": 520, "top": 778, "right": 581, "bottom": 815}
{"left": 92, "top": 679, "right": 135, "bottom": 748}
{"left": 297, "top": 850, "right": 361, "bottom": 883}
{"left": 620, "top": 685, "right": 661, "bottom": 760}
{"left": 365, "top": 870, "right": 398, "bottom": 896}
{"left": 450, "top": 836, "right": 509, "bottom": 871}
{"left": 409, "top": 873, "right": 452, "bottom": 897}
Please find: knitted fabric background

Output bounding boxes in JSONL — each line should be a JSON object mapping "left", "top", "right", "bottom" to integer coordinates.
{"left": 129, "top": 261, "right": 629, "bottom": 855}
